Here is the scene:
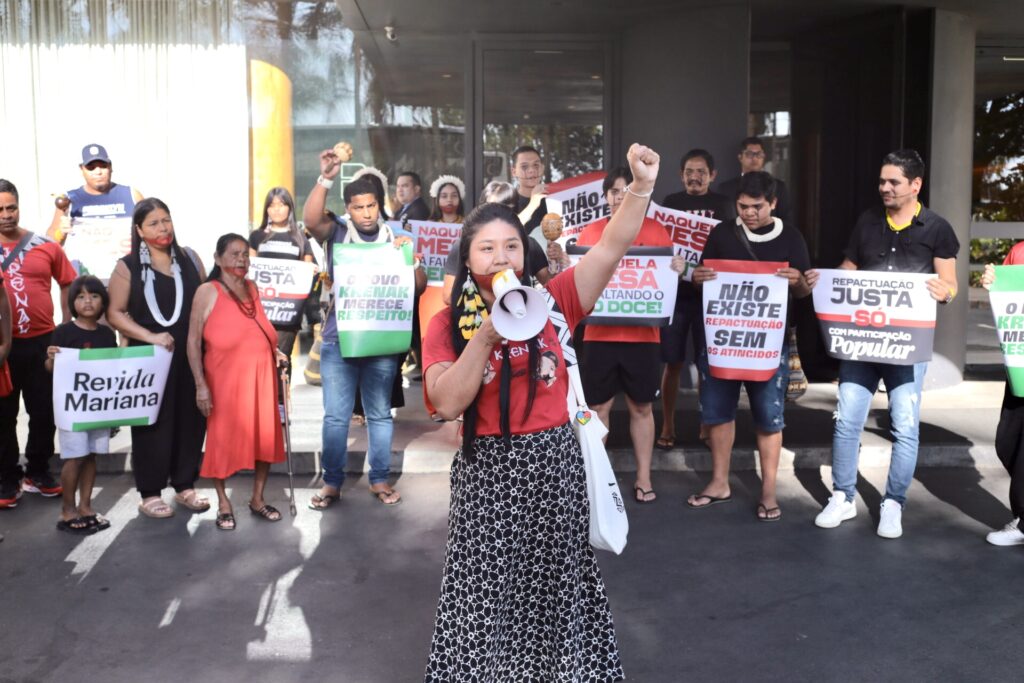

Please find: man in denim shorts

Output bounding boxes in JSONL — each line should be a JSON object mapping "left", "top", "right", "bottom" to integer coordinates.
{"left": 688, "top": 172, "right": 811, "bottom": 521}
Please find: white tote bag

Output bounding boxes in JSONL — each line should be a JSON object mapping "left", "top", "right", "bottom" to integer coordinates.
{"left": 542, "top": 289, "right": 628, "bottom": 553}
{"left": 565, "top": 364, "right": 629, "bottom": 554}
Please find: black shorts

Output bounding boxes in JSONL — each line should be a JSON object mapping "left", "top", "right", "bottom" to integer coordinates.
{"left": 580, "top": 341, "right": 662, "bottom": 405}
{"left": 660, "top": 289, "right": 703, "bottom": 364}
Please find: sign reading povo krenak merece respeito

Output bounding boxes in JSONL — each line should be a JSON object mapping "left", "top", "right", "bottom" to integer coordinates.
{"left": 812, "top": 269, "right": 937, "bottom": 365}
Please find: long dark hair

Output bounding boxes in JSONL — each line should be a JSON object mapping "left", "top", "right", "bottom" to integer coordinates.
{"left": 256, "top": 187, "right": 307, "bottom": 251}
{"left": 429, "top": 182, "right": 466, "bottom": 222}
{"left": 67, "top": 275, "right": 109, "bottom": 319}
{"left": 130, "top": 198, "right": 196, "bottom": 278}
{"left": 449, "top": 202, "right": 539, "bottom": 456}
{"left": 206, "top": 233, "right": 249, "bottom": 283}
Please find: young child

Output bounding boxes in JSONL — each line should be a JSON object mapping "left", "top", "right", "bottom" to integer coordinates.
{"left": 46, "top": 275, "right": 117, "bottom": 534}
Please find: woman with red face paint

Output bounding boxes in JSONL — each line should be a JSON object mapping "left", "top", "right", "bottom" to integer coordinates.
{"left": 427, "top": 175, "right": 466, "bottom": 224}
{"left": 108, "top": 198, "right": 210, "bottom": 519}
{"left": 186, "top": 234, "right": 287, "bottom": 531}
{"left": 421, "top": 144, "right": 661, "bottom": 681}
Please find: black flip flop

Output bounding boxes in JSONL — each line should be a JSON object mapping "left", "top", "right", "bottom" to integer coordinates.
{"left": 82, "top": 514, "right": 111, "bottom": 531}
{"left": 756, "top": 503, "right": 782, "bottom": 522}
{"left": 308, "top": 493, "right": 338, "bottom": 511}
{"left": 56, "top": 517, "right": 98, "bottom": 535}
{"left": 634, "top": 486, "right": 657, "bottom": 504}
{"left": 655, "top": 437, "right": 675, "bottom": 451}
{"left": 687, "top": 494, "right": 732, "bottom": 509}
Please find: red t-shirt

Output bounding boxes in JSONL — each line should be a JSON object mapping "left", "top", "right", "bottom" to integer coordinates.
{"left": 422, "top": 268, "right": 586, "bottom": 436}
{"left": 576, "top": 216, "right": 671, "bottom": 344}
{"left": 1004, "top": 242, "right": 1024, "bottom": 265}
{"left": 0, "top": 234, "right": 77, "bottom": 338}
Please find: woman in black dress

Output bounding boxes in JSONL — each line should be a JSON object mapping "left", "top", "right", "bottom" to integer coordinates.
{"left": 108, "top": 198, "right": 209, "bottom": 518}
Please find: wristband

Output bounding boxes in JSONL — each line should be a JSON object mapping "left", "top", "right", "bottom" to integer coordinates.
{"left": 317, "top": 175, "right": 335, "bottom": 189}
{"left": 625, "top": 184, "right": 653, "bottom": 198}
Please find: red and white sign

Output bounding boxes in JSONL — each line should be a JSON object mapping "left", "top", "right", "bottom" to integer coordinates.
{"left": 646, "top": 203, "right": 719, "bottom": 282}
{"left": 543, "top": 172, "right": 610, "bottom": 246}
{"left": 702, "top": 259, "right": 789, "bottom": 381}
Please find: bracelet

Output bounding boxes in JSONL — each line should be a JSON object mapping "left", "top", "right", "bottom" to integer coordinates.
{"left": 317, "top": 175, "right": 334, "bottom": 189}
{"left": 625, "top": 184, "right": 653, "bottom": 198}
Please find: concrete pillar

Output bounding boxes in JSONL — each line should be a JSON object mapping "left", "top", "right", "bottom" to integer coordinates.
{"left": 619, "top": 5, "right": 749, "bottom": 198}
{"left": 926, "top": 10, "right": 975, "bottom": 389}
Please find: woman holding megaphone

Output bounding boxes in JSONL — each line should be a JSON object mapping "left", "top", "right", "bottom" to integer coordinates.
{"left": 421, "top": 144, "right": 659, "bottom": 681}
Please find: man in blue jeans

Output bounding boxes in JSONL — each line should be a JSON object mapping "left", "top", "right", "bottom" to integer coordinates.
{"left": 806, "top": 149, "right": 959, "bottom": 539}
{"left": 303, "top": 152, "right": 426, "bottom": 507}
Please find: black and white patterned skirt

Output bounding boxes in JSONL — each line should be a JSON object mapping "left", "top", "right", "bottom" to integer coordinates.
{"left": 425, "top": 422, "right": 624, "bottom": 682}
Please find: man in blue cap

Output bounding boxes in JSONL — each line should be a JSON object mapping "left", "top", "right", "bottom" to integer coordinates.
{"left": 47, "top": 143, "right": 144, "bottom": 281}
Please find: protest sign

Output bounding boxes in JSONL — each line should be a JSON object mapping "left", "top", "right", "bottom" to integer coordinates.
{"left": 542, "top": 172, "right": 610, "bottom": 247}
{"left": 64, "top": 217, "right": 132, "bottom": 281}
{"left": 52, "top": 345, "right": 172, "bottom": 431}
{"left": 248, "top": 257, "right": 316, "bottom": 329}
{"left": 409, "top": 220, "right": 461, "bottom": 286}
{"left": 989, "top": 265, "right": 1024, "bottom": 396}
{"left": 333, "top": 242, "right": 415, "bottom": 357}
{"left": 566, "top": 245, "right": 678, "bottom": 326}
{"left": 646, "top": 203, "right": 719, "bottom": 282}
{"left": 702, "top": 259, "right": 789, "bottom": 381}
{"left": 812, "top": 269, "right": 935, "bottom": 365}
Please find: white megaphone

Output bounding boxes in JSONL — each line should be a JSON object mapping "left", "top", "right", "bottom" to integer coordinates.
{"left": 490, "top": 269, "right": 548, "bottom": 341}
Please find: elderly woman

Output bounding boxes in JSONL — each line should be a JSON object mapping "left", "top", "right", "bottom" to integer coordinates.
{"left": 187, "top": 234, "right": 286, "bottom": 531}
{"left": 421, "top": 143, "right": 660, "bottom": 681}
{"left": 428, "top": 175, "right": 466, "bottom": 224}
{"left": 108, "top": 198, "right": 209, "bottom": 518}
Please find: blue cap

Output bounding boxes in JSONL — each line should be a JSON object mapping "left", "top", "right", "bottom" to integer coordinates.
{"left": 81, "top": 143, "right": 111, "bottom": 165}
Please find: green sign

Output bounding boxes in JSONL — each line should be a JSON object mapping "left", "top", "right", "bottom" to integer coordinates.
{"left": 333, "top": 242, "right": 415, "bottom": 357}
{"left": 990, "top": 265, "right": 1024, "bottom": 397}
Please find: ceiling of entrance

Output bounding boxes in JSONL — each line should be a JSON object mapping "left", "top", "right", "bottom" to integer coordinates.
{"left": 333, "top": 0, "right": 1024, "bottom": 108}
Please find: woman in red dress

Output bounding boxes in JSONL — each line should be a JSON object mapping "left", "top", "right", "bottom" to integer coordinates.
{"left": 186, "top": 234, "right": 287, "bottom": 531}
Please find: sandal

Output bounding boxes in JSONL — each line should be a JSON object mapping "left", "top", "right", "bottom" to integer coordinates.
{"left": 216, "top": 512, "right": 236, "bottom": 531}
{"left": 174, "top": 489, "right": 211, "bottom": 512}
{"left": 757, "top": 503, "right": 782, "bottom": 522}
{"left": 56, "top": 517, "right": 98, "bottom": 535}
{"left": 655, "top": 436, "right": 675, "bottom": 451}
{"left": 82, "top": 514, "right": 111, "bottom": 531}
{"left": 138, "top": 498, "right": 174, "bottom": 518}
{"left": 249, "top": 502, "right": 282, "bottom": 522}
{"left": 634, "top": 486, "right": 657, "bottom": 504}
{"left": 309, "top": 491, "right": 339, "bottom": 510}
{"left": 370, "top": 487, "right": 401, "bottom": 506}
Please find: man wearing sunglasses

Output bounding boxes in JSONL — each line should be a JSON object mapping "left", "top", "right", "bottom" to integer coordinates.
{"left": 47, "top": 143, "right": 144, "bottom": 281}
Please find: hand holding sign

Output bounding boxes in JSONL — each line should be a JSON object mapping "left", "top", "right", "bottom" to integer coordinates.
{"left": 692, "top": 265, "right": 717, "bottom": 285}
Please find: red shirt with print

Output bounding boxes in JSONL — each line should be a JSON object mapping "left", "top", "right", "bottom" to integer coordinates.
{"left": 0, "top": 235, "right": 77, "bottom": 338}
{"left": 422, "top": 268, "right": 586, "bottom": 436}
{"left": 576, "top": 216, "right": 671, "bottom": 344}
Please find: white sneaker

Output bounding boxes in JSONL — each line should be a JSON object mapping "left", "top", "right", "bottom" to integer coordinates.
{"left": 814, "top": 492, "right": 857, "bottom": 528}
{"left": 877, "top": 499, "right": 903, "bottom": 539}
{"left": 986, "top": 518, "right": 1024, "bottom": 546}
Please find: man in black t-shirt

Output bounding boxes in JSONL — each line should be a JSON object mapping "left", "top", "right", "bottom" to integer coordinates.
{"left": 689, "top": 172, "right": 811, "bottom": 522}
{"left": 657, "top": 149, "right": 734, "bottom": 450}
{"left": 715, "top": 137, "right": 792, "bottom": 226}
{"left": 807, "top": 149, "right": 959, "bottom": 539}
{"left": 662, "top": 149, "right": 733, "bottom": 221}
